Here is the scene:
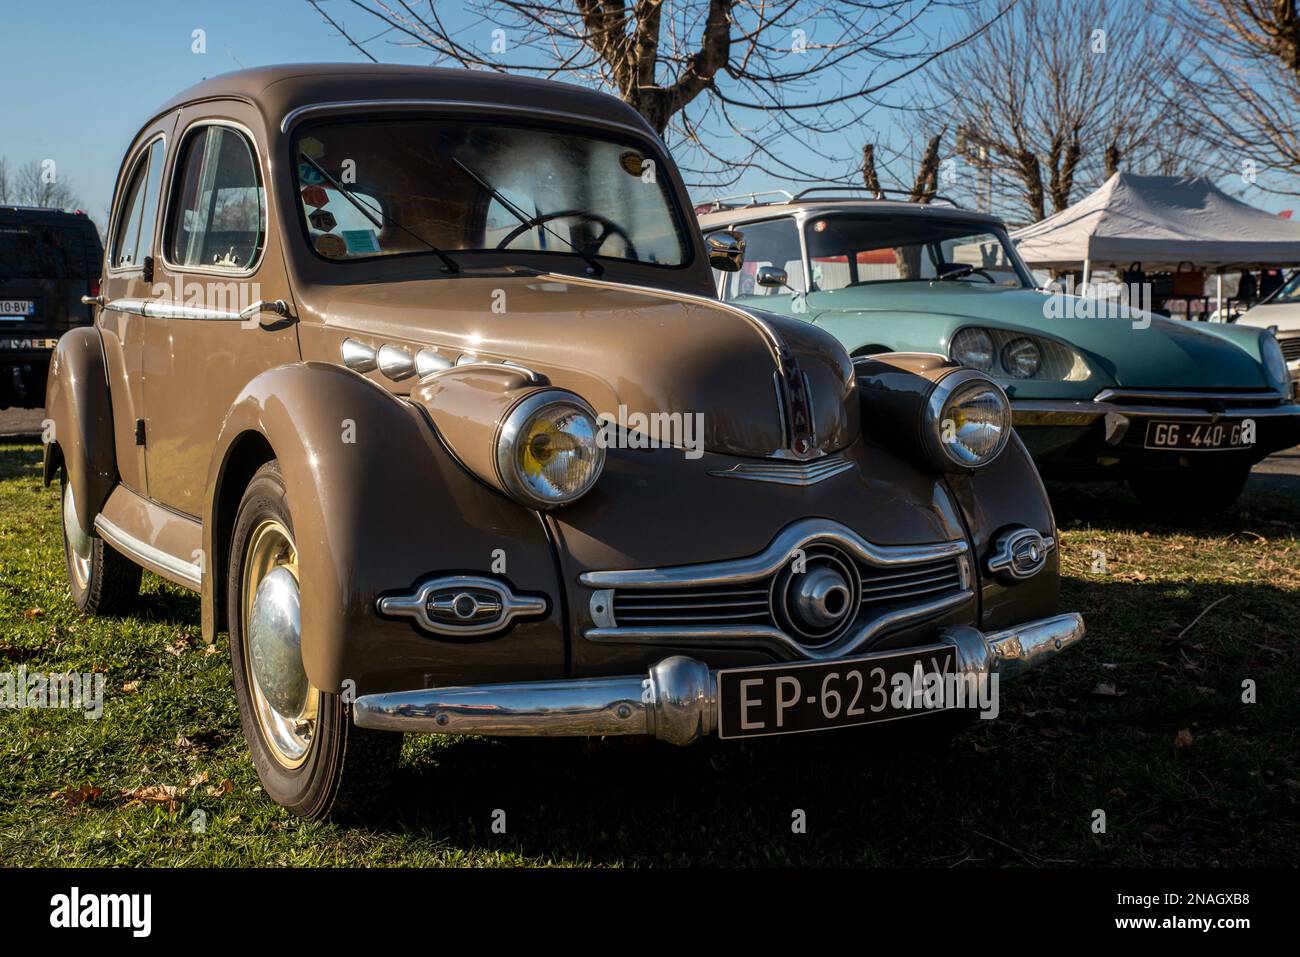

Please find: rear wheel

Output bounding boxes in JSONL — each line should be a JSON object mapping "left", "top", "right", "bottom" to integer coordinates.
{"left": 1128, "top": 463, "right": 1252, "bottom": 515}
{"left": 227, "top": 461, "right": 401, "bottom": 820}
{"left": 61, "top": 476, "right": 141, "bottom": 615}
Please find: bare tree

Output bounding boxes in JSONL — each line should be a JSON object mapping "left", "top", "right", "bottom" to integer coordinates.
{"left": 925, "top": 0, "right": 1206, "bottom": 223}
{"left": 0, "top": 157, "right": 84, "bottom": 210}
{"left": 1170, "top": 0, "right": 1300, "bottom": 194}
{"left": 304, "top": 0, "right": 1010, "bottom": 189}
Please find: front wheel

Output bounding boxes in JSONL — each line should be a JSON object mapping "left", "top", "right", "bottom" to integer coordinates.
{"left": 228, "top": 461, "right": 401, "bottom": 820}
{"left": 1128, "top": 463, "right": 1252, "bottom": 516}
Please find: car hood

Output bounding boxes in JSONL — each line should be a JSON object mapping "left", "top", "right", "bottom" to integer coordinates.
{"left": 808, "top": 283, "right": 1272, "bottom": 390}
{"left": 1238, "top": 301, "right": 1300, "bottom": 332}
{"left": 304, "top": 272, "right": 858, "bottom": 459}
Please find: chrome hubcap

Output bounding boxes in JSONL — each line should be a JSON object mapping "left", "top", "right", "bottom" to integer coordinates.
{"left": 240, "top": 520, "right": 316, "bottom": 768}
{"left": 62, "top": 482, "right": 92, "bottom": 590}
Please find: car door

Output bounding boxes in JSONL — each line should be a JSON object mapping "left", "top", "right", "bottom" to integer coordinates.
{"left": 142, "top": 103, "right": 299, "bottom": 516}
{"left": 99, "top": 115, "right": 176, "bottom": 493}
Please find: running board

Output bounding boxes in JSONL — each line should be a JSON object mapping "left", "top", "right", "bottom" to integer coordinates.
{"left": 93, "top": 485, "right": 203, "bottom": 590}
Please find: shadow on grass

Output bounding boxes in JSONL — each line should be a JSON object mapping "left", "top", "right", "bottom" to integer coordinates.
{"left": 0, "top": 444, "right": 42, "bottom": 482}
{"left": 365, "top": 573, "right": 1297, "bottom": 866}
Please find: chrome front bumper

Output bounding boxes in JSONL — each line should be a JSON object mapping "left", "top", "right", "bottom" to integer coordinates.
{"left": 352, "top": 612, "right": 1085, "bottom": 743}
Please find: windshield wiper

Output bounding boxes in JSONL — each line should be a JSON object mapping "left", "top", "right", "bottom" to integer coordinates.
{"left": 298, "top": 153, "right": 459, "bottom": 274}
{"left": 451, "top": 157, "right": 604, "bottom": 277}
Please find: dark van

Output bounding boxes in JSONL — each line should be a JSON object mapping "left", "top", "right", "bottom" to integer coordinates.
{"left": 0, "top": 207, "right": 103, "bottom": 408}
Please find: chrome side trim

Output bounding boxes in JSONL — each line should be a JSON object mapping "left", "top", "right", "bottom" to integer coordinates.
{"left": 377, "top": 575, "right": 547, "bottom": 636}
{"left": 377, "top": 344, "right": 416, "bottom": 380}
{"left": 580, "top": 519, "right": 968, "bottom": 589}
{"left": 415, "top": 348, "right": 452, "bottom": 377}
{"left": 93, "top": 515, "right": 202, "bottom": 588}
{"left": 1094, "top": 388, "right": 1287, "bottom": 404}
{"left": 352, "top": 612, "right": 1087, "bottom": 738}
{"left": 708, "top": 454, "right": 855, "bottom": 486}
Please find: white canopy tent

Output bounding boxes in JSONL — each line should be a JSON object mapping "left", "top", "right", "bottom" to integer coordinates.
{"left": 1010, "top": 173, "right": 1300, "bottom": 315}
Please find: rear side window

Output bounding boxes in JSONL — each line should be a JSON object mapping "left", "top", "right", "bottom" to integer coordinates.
{"left": 167, "top": 125, "right": 264, "bottom": 270}
{"left": 110, "top": 139, "right": 165, "bottom": 270}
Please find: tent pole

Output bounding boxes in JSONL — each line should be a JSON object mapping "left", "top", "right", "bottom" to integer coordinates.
{"left": 1216, "top": 272, "right": 1223, "bottom": 321}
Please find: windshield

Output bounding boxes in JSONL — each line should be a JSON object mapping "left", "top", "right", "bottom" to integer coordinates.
{"left": 293, "top": 119, "right": 690, "bottom": 268}
{"left": 805, "top": 213, "right": 1031, "bottom": 290}
{"left": 1262, "top": 269, "right": 1300, "bottom": 304}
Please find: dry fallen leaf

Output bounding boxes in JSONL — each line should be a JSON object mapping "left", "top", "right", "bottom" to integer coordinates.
{"left": 51, "top": 784, "right": 102, "bottom": 807}
{"left": 121, "top": 680, "right": 141, "bottom": 694}
{"left": 121, "top": 784, "right": 179, "bottom": 811}
{"left": 1091, "top": 682, "right": 1125, "bottom": 698}
{"left": 24, "top": 607, "right": 43, "bottom": 619}
{"left": 1175, "top": 728, "right": 1195, "bottom": 749}
{"left": 188, "top": 771, "right": 209, "bottom": 788}
{"left": 206, "top": 779, "right": 234, "bottom": 798}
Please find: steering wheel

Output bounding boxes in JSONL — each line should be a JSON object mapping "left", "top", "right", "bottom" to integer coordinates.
{"left": 495, "top": 209, "right": 638, "bottom": 259}
{"left": 937, "top": 263, "right": 998, "bottom": 284}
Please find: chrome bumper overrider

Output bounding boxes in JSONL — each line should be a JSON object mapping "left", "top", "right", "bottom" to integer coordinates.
{"left": 352, "top": 612, "right": 1085, "bottom": 742}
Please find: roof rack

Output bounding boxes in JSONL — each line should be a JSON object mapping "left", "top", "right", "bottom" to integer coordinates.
{"left": 792, "top": 186, "right": 963, "bottom": 208}
{"left": 697, "top": 186, "right": 965, "bottom": 215}
{"left": 696, "top": 189, "right": 794, "bottom": 213}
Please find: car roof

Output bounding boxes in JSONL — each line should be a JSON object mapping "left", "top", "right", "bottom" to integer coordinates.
{"left": 696, "top": 196, "right": 1006, "bottom": 229}
{"left": 149, "top": 63, "right": 656, "bottom": 139}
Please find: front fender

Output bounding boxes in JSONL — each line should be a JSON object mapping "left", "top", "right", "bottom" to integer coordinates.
{"left": 43, "top": 327, "right": 117, "bottom": 531}
{"left": 202, "top": 361, "right": 566, "bottom": 694}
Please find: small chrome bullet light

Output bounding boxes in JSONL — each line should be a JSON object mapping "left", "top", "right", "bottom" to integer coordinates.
{"left": 416, "top": 348, "right": 451, "bottom": 377}
{"left": 340, "top": 338, "right": 377, "bottom": 372}
{"left": 377, "top": 344, "right": 416, "bottom": 380}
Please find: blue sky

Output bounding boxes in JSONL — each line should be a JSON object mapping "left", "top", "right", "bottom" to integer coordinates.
{"left": 3, "top": 0, "right": 1293, "bottom": 230}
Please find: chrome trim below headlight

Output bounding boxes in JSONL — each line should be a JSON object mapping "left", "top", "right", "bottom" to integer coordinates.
{"left": 377, "top": 575, "right": 547, "bottom": 636}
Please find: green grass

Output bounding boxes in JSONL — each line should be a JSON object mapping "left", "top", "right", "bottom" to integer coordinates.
{"left": 1, "top": 441, "right": 1297, "bottom": 866}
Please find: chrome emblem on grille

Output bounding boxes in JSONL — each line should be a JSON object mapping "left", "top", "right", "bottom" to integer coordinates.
{"left": 986, "top": 528, "right": 1055, "bottom": 583}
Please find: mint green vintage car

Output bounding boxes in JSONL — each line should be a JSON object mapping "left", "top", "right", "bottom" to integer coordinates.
{"left": 698, "top": 191, "right": 1300, "bottom": 512}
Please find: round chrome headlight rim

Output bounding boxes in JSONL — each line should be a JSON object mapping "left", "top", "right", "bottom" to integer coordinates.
{"left": 495, "top": 390, "right": 606, "bottom": 508}
{"left": 921, "top": 368, "right": 1013, "bottom": 471}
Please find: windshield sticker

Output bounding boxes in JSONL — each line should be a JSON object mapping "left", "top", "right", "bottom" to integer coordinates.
{"left": 300, "top": 136, "right": 325, "bottom": 160}
{"left": 298, "top": 161, "right": 326, "bottom": 186}
{"left": 341, "top": 229, "right": 381, "bottom": 255}
{"left": 309, "top": 209, "right": 337, "bottom": 232}
{"left": 301, "top": 185, "right": 328, "bottom": 209}
{"left": 314, "top": 233, "right": 347, "bottom": 258}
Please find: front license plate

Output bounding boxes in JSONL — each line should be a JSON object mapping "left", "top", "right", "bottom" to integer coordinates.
{"left": 1144, "top": 419, "right": 1250, "bottom": 451}
{"left": 717, "top": 644, "right": 957, "bottom": 739}
{"left": 0, "top": 300, "right": 36, "bottom": 319}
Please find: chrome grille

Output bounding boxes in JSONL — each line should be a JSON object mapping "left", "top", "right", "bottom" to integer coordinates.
{"left": 1279, "top": 335, "right": 1300, "bottom": 362}
{"left": 708, "top": 454, "right": 855, "bottom": 486}
{"left": 581, "top": 519, "right": 975, "bottom": 661}
{"left": 612, "top": 584, "right": 770, "bottom": 624}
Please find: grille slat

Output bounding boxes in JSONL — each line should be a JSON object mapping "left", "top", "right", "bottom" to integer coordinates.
{"left": 1279, "top": 336, "right": 1300, "bottom": 362}
{"left": 861, "top": 578, "right": 963, "bottom": 605}
{"left": 860, "top": 569, "right": 961, "bottom": 595}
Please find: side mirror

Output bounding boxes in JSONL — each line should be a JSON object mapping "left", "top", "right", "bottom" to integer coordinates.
{"left": 756, "top": 266, "right": 788, "bottom": 289}
{"left": 707, "top": 230, "right": 746, "bottom": 272}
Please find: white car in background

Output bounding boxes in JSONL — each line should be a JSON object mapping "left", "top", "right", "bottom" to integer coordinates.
{"left": 1237, "top": 271, "right": 1300, "bottom": 392}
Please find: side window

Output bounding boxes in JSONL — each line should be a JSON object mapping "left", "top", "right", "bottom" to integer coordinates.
{"left": 712, "top": 218, "right": 806, "bottom": 301}
{"left": 109, "top": 139, "right": 165, "bottom": 270}
{"left": 168, "top": 126, "right": 265, "bottom": 270}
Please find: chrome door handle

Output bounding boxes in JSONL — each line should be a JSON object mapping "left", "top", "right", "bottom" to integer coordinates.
{"left": 238, "top": 299, "right": 291, "bottom": 322}
{"left": 81, "top": 295, "right": 105, "bottom": 307}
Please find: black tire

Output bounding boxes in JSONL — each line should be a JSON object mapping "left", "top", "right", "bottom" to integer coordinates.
{"left": 1128, "top": 464, "right": 1251, "bottom": 516}
{"left": 60, "top": 474, "right": 141, "bottom": 616}
{"left": 227, "top": 460, "right": 401, "bottom": 821}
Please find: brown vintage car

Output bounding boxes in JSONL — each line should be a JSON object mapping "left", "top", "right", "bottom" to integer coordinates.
{"left": 45, "top": 64, "right": 1083, "bottom": 819}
